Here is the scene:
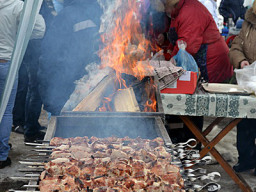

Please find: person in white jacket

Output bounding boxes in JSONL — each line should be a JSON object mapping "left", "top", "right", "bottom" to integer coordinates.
{"left": 199, "top": 0, "right": 220, "bottom": 28}
{"left": 0, "top": 0, "right": 45, "bottom": 169}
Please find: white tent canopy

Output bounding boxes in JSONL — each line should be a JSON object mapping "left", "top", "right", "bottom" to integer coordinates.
{"left": 0, "top": 0, "right": 43, "bottom": 123}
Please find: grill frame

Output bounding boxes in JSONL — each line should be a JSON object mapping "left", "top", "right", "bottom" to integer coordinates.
{"left": 44, "top": 116, "right": 171, "bottom": 146}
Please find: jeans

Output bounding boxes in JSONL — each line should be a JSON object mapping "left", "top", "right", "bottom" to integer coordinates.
{"left": 237, "top": 118, "right": 256, "bottom": 162}
{"left": 23, "top": 40, "right": 43, "bottom": 138}
{"left": 0, "top": 61, "right": 18, "bottom": 161}
{"left": 12, "top": 62, "right": 28, "bottom": 127}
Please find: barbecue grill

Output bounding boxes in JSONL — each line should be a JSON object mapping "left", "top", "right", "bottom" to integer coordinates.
{"left": 11, "top": 75, "right": 221, "bottom": 192}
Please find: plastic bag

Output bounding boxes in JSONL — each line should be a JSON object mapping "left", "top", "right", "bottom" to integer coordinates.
{"left": 234, "top": 61, "right": 256, "bottom": 94}
{"left": 173, "top": 40, "right": 199, "bottom": 73}
{"left": 151, "top": 50, "right": 165, "bottom": 61}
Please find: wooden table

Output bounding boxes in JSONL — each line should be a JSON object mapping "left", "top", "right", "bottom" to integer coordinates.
{"left": 161, "top": 92, "right": 256, "bottom": 192}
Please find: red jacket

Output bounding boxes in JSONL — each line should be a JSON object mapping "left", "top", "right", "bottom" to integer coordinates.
{"left": 165, "top": 0, "right": 233, "bottom": 83}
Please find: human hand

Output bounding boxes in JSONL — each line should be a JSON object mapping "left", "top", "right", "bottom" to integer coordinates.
{"left": 240, "top": 60, "right": 250, "bottom": 69}
{"left": 156, "top": 34, "right": 165, "bottom": 46}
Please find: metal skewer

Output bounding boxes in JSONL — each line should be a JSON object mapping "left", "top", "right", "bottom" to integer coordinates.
{"left": 31, "top": 149, "right": 53, "bottom": 153}
{"left": 184, "top": 168, "right": 207, "bottom": 174}
{"left": 186, "top": 172, "right": 221, "bottom": 182}
{"left": 9, "top": 190, "right": 40, "bottom": 192}
{"left": 18, "top": 168, "right": 44, "bottom": 172}
{"left": 10, "top": 177, "right": 38, "bottom": 181}
{"left": 19, "top": 161, "right": 45, "bottom": 166}
{"left": 35, "top": 146, "right": 55, "bottom": 149}
{"left": 169, "top": 139, "right": 198, "bottom": 149}
{"left": 22, "top": 185, "right": 39, "bottom": 188}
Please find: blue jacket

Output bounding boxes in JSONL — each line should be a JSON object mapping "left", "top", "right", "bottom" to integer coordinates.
{"left": 219, "top": 0, "right": 246, "bottom": 23}
{"left": 38, "top": 0, "right": 102, "bottom": 115}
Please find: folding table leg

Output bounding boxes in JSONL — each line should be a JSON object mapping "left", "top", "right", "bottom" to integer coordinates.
{"left": 200, "top": 118, "right": 242, "bottom": 157}
{"left": 179, "top": 116, "right": 252, "bottom": 192}
{"left": 203, "top": 117, "right": 225, "bottom": 137}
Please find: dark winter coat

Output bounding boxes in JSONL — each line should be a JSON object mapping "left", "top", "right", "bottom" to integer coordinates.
{"left": 229, "top": 8, "right": 256, "bottom": 68}
{"left": 219, "top": 0, "right": 246, "bottom": 23}
{"left": 38, "top": 0, "right": 102, "bottom": 115}
{"left": 165, "top": 0, "right": 233, "bottom": 83}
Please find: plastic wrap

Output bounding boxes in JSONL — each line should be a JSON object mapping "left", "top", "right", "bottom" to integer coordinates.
{"left": 234, "top": 61, "right": 256, "bottom": 94}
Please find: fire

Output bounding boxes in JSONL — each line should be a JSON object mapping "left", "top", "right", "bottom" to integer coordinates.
{"left": 144, "top": 78, "right": 157, "bottom": 112}
{"left": 99, "top": 97, "right": 112, "bottom": 112}
{"left": 99, "top": 0, "right": 158, "bottom": 112}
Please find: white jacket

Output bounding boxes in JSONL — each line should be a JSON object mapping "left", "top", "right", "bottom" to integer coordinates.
{"left": 0, "top": 0, "right": 46, "bottom": 60}
{"left": 199, "top": 0, "right": 219, "bottom": 27}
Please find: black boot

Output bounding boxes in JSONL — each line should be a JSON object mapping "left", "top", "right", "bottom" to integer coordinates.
{"left": 24, "top": 131, "right": 45, "bottom": 143}
{"left": 233, "top": 161, "right": 255, "bottom": 172}
{"left": 0, "top": 157, "right": 11, "bottom": 169}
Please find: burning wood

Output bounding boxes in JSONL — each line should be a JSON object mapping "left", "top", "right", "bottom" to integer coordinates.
{"left": 73, "top": 74, "right": 158, "bottom": 113}
{"left": 113, "top": 87, "right": 140, "bottom": 112}
{"left": 39, "top": 137, "right": 185, "bottom": 191}
{"left": 70, "top": 0, "right": 160, "bottom": 113}
{"left": 73, "top": 75, "right": 116, "bottom": 112}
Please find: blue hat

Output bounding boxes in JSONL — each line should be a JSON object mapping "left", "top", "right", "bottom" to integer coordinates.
{"left": 236, "top": 19, "right": 244, "bottom": 29}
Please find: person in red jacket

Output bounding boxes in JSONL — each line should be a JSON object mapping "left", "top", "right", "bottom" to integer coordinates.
{"left": 157, "top": 0, "right": 234, "bottom": 83}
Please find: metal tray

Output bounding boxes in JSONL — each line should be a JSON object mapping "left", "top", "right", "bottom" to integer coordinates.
{"left": 45, "top": 116, "right": 171, "bottom": 146}
{"left": 202, "top": 83, "right": 251, "bottom": 95}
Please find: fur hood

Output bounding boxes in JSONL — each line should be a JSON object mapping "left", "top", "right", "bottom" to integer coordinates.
{"left": 150, "top": 0, "right": 180, "bottom": 12}
{"left": 150, "top": 0, "right": 165, "bottom": 12}
{"left": 253, "top": 0, "right": 256, "bottom": 14}
{"left": 245, "top": 8, "right": 256, "bottom": 27}
{"left": 165, "top": 0, "right": 180, "bottom": 7}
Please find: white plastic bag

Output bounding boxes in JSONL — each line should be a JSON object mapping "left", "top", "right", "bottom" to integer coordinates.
{"left": 234, "top": 61, "right": 256, "bottom": 94}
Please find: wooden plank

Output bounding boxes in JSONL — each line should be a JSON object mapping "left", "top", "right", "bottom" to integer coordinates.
{"left": 113, "top": 87, "right": 140, "bottom": 112}
{"left": 73, "top": 75, "right": 115, "bottom": 111}
{"left": 44, "top": 116, "right": 56, "bottom": 141}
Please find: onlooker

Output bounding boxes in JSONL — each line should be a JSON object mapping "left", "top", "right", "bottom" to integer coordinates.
{"left": 38, "top": 0, "right": 103, "bottom": 115}
{"left": 158, "top": 0, "right": 233, "bottom": 83}
{"left": 229, "top": 1, "right": 256, "bottom": 175}
{"left": 199, "top": 0, "right": 219, "bottom": 28}
{"left": 23, "top": 0, "right": 55, "bottom": 142}
{"left": 12, "top": 0, "right": 55, "bottom": 142}
{"left": 219, "top": 0, "right": 247, "bottom": 24}
{"left": 157, "top": 0, "right": 234, "bottom": 149}
{"left": 12, "top": 62, "right": 28, "bottom": 134}
{"left": 244, "top": 0, "right": 254, "bottom": 8}
{"left": 0, "top": 0, "right": 45, "bottom": 169}
{"left": 23, "top": 40, "right": 46, "bottom": 142}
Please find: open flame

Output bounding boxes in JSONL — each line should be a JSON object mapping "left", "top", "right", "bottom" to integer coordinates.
{"left": 99, "top": 0, "right": 158, "bottom": 112}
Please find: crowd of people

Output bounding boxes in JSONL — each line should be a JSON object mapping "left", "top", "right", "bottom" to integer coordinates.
{"left": 0, "top": 0, "right": 102, "bottom": 168}
{"left": 0, "top": 0, "right": 255, "bottom": 179}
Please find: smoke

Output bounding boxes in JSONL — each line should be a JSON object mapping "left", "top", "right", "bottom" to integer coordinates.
{"left": 63, "top": 0, "right": 118, "bottom": 111}
{"left": 60, "top": 0, "right": 160, "bottom": 140}
{"left": 63, "top": 63, "right": 111, "bottom": 111}
{"left": 97, "top": 0, "right": 122, "bottom": 33}
{"left": 38, "top": 0, "right": 103, "bottom": 115}
{"left": 55, "top": 116, "right": 160, "bottom": 140}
